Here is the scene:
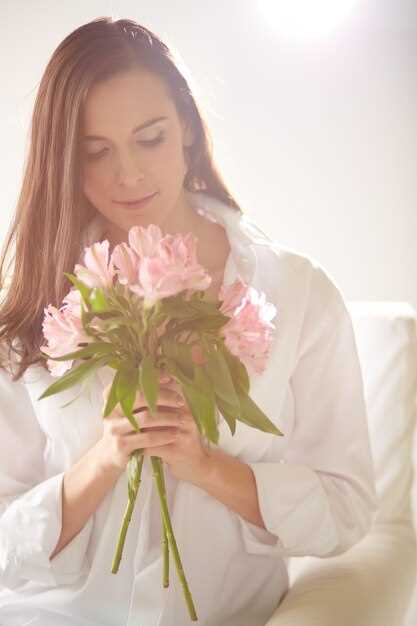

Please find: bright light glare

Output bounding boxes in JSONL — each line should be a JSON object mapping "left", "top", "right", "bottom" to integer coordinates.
{"left": 258, "top": 0, "right": 359, "bottom": 41}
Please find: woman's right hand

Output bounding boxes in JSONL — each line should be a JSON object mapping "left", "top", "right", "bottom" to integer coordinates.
{"left": 96, "top": 374, "right": 185, "bottom": 473}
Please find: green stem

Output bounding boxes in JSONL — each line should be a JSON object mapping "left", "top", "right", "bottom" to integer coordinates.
{"left": 150, "top": 456, "right": 198, "bottom": 621}
{"left": 159, "top": 463, "right": 170, "bottom": 588}
{"left": 111, "top": 451, "right": 144, "bottom": 573}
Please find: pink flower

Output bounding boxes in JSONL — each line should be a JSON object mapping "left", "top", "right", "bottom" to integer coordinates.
{"left": 111, "top": 225, "right": 211, "bottom": 307}
{"left": 219, "top": 279, "right": 248, "bottom": 315}
{"left": 62, "top": 287, "right": 106, "bottom": 333}
{"left": 62, "top": 287, "right": 83, "bottom": 315}
{"left": 219, "top": 281, "right": 277, "bottom": 376}
{"left": 74, "top": 240, "right": 116, "bottom": 288}
{"left": 159, "top": 232, "right": 212, "bottom": 293}
{"left": 110, "top": 243, "right": 139, "bottom": 286}
{"left": 134, "top": 256, "right": 185, "bottom": 305}
{"left": 128, "top": 223, "right": 163, "bottom": 258}
{"left": 40, "top": 302, "right": 91, "bottom": 377}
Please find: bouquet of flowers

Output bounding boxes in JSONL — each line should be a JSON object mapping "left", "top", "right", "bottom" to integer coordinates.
{"left": 38, "top": 223, "right": 283, "bottom": 621}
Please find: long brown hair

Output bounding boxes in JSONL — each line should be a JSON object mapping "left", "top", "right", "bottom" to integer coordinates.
{"left": 0, "top": 16, "right": 242, "bottom": 382}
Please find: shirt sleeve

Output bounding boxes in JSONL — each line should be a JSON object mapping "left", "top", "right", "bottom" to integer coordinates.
{"left": 237, "top": 263, "right": 379, "bottom": 558}
{"left": 0, "top": 364, "right": 93, "bottom": 589}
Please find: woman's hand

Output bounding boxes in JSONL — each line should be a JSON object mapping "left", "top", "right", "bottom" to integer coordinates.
{"left": 100, "top": 373, "right": 212, "bottom": 486}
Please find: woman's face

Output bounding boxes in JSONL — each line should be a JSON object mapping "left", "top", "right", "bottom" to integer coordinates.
{"left": 80, "top": 68, "right": 194, "bottom": 243}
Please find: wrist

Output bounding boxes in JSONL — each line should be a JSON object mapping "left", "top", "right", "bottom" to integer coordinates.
{"left": 196, "top": 445, "right": 230, "bottom": 491}
{"left": 194, "top": 446, "right": 266, "bottom": 529}
{"left": 92, "top": 439, "right": 124, "bottom": 482}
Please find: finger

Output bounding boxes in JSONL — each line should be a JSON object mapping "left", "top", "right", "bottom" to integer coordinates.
{"left": 129, "top": 427, "right": 178, "bottom": 449}
{"left": 138, "top": 409, "right": 186, "bottom": 429}
{"left": 159, "top": 375, "right": 186, "bottom": 397}
{"left": 159, "top": 370, "right": 182, "bottom": 387}
{"left": 105, "top": 415, "right": 139, "bottom": 434}
{"left": 109, "top": 409, "right": 188, "bottom": 434}
{"left": 158, "top": 373, "right": 181, "bottom": 391}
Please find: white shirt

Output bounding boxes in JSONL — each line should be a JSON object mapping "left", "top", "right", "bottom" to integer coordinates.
{"left": 0, "top": 190, "right": 379, "bottom": 626}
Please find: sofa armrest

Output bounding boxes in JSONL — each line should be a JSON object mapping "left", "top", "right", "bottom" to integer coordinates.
{"left": 265, "top": 525, "right": 416, "bottom": 626}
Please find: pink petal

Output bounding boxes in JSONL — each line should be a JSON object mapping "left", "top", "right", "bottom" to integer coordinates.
{"left": 111, "top": 243, "right": 140, "bottom": 285}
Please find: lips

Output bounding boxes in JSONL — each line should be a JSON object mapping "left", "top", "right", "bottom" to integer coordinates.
{"left": 114, "top": 192, "right": 157, "bottom": 204}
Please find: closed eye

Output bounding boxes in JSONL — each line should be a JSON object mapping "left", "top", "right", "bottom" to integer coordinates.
{"left": 85, "top": 132, "right": 165, "bottom": 161}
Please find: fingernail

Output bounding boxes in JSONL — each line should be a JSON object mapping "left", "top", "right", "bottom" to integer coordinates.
{"left": 161, "top": 375, "right": 171, "bottom": 383}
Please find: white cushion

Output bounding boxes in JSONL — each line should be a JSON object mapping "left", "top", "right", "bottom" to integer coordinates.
{"left": 347, "top": 301, "right": 417, "bottom": 528}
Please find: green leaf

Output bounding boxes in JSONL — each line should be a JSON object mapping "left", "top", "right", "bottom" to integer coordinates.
{"left": 121, "top": 395, "right": 139, "bottom": 429}
{"left": 158, "top": 298, "right": 199, "bottom": 320}
{"left": 59, "top": 365, "right": 101, "bottom": 409}
{"left": 90, "top": 287, "right": 112, "bottom": 313}
{"left": 139, "top": 356, "right": 159, "bottom": 416}
{"left": 164, "top": 359, "right": 193, "bottom": 388}
{"left": 148, "top": 311, "right": 166, "bottom": 328}
{"left": 175, "top": 343, "right": 195, "bottom": 379}
{"left": 37, "top": 354, "right": 111, "bottom": 400}
{"left": 189, "top": 299, "right": 225, "bottom": 315}
{"left": 102, "top": 369, "right": 121, "bottom": 418}
{"left": 191, "top": 359, "right": 211, "bottom": 393}
{"left": 80, "top": 306, "right": 91, "bottom": 332}
{"left": 101, "top": 316, "right": 142, "bottom": 329}
{"left": 214, "top": 396, "right": 237, "bottom": 436}
{"left": 80, "top": 308, "right": 103, "bottom": 341}
{"left": 117, "top": 366, "right": 139, "bottom": 428}
{"left": 47, "top": 342, "right": 116, "bottom": 362}
{"left": 184, "top": 314, "right": 230, "bottom": 333}
{"left": 107, "top": 357, "right": 122, "bottom": 369}
{"left": 161, "top": 338, "right": 194, "bottom": 381}
{"left": 181, "top": 364, "right": 219, "bottom": 444}
{"left": 64, "top": 273, "right": 92, "bottom": 309}
{"left": 168, "top": 361, "right": 224, "bottom": 441}
{"left": 220, "top": 346, "right": 250, "bottom": 396}
{"left": 160, "top": 312, "right": 229, "bottom": 341}
{"left": 59, "top": 379, "right": 90, "bottom": 409}
{"left": 115, "top": 365, "right": 135, "bottom": 400}
{"left": 237, "top": 393, "right": 284, "bottom": 436}
{"left": 179, "top": 384, "right": 203, "bottom": 438}
{"left": 204, "top": 346, "right": 240, "bottom": 414}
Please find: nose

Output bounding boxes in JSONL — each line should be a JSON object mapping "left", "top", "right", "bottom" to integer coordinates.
{"left": 115, "top": 149, "right": 145, "bottom": 186}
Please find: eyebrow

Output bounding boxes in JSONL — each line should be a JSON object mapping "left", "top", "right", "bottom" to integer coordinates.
{"left": 82, "top": 116, "right": 168, "bottom": 141}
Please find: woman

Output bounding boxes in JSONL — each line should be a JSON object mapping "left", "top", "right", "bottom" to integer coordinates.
{"left": 0, "top": 16, "right": 378, "bottom": 626}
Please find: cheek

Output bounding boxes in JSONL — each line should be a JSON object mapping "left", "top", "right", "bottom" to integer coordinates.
{"left": 82, "top": 164, "right": 111, "bottom": 199}
{"left": 159, "top": 138, "right": 188, "bottom": 182}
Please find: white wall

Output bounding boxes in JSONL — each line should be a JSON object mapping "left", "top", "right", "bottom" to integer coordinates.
{"left": 2, "top": 0, "right": 416, "bottom": 309}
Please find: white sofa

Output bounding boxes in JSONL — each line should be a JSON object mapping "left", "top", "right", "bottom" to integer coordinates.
{"left": 266, "top": 301, "right": 417, "bottom": 626}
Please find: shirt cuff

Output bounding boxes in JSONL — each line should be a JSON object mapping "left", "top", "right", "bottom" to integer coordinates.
{"left": 237, "top": 514, "right": 286, "bottom": 556}
{"left": 239, "top": 461, "right": 342, "bottom": 558}
{"left": 0, "top": 472, "right": 93, "bottom": 589}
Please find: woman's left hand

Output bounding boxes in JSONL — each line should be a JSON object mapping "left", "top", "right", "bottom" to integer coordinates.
{"left": 136, "top": 377, "right": 213, "bottom": 486}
